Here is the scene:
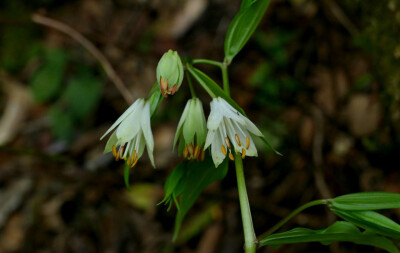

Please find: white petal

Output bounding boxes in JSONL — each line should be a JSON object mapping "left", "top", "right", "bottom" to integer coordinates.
{"left": 204, "top": 129, "right": 216, "bottom": 149}
{"left": 210, "top": 130, "right": 226, "bottom": 167}
{"left": 140, "top": 101, "right": 155, "bottom": 167}
{"left": 100, "top": 99, "right": 142, "bottom": 140}
{"left": 245, "top": 135, "right": 258, "bottom": 157}
{"left": 218, "top": 98, "right": 245, "bottom": 124}
{"left": 243, "top": 117, "right": 263, "bottom": 137}
{"left": 207, "top": 98, "right": 224, "bottom": 131}
{"left": 116, "top": 103, "right": 143, "bottom": 142}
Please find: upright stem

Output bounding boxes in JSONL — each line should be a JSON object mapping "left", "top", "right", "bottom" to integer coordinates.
{"left": 186, "top": 74, "right": 197, "bottom": 98}
{"left": 221, "top": 63, "right": 230, "bottom": 96}
{"left": 222, "top": 60, "right": 256, "bottom": 253}
{"left": 235, "top": 153, "right": 257, "bottom": 253}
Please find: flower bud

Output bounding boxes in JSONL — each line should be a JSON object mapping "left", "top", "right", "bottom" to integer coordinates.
{"left": 156, "top": 49, "right": 184, "bottom": 98}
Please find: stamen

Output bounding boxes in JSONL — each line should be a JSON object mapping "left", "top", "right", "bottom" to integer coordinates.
{"left": 225, "top": 137, "right": 231, "bottom": 149}
{"left": 241, "top": 148, "right": 246, "bottom": 159}
{"left": 235, "top": 134, "right": 242, "bottom": 146}
{"left": 127, "top": 156, "right": 132, "bottom": 166}
{"left": 199, "top": 149, "right": 205, "bottom": 161}
{"left": 194, "top": 145, "right": 200, "bottom": 159}
{"left": 131, "top": 157, "right": 139, "bottom": 168}
{"left": 188, "top": 144, "right": 194, "bottom": 157}
{"left": 246, "top": 136, "right": 250, "bottom": 149}
{"left": 183, "top": 145, "right": 189, "bottom": 158}
{"left": 221, "top": 145, "right": 227, "bottom": 156}
{"left": 229, "top": 153, "right": 234, "bottom": 161}
{"left": 132, "top": 150, "right": 137, "bottom": 162}
{"left": 112, "top": 145, "right": 117, "bottom": 158}
{"left": 119, "top": 146, "right": 125, "bottom": 159}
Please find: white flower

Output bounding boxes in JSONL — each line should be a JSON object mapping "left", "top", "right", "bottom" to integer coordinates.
{"left": 173, "top": 98, "right": 207, "bottom": 161}
{"left": 204, "top": 97, "right": 263, "bottom": 167}
{"left": 100, "top": 98, "right": 155, "bottom": 168}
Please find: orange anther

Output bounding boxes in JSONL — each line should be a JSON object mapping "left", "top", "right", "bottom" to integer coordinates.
{"left": 235, "top": 134, "right": 241, "bottom": 146}
{"left": 246, "top": 136, "right": 250, "bottom": 150}
{"left": 221, "top": 145, "right": 227, "bottom": 156}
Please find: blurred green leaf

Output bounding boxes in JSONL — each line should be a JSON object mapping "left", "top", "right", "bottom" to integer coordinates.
{"left": 259, "top": 221, "right": 399, "bottom": 253}
{"left": 331, "top": 192, "right": 400, "bottom": 211}
{"left": 224, "top": 0, "right": 271, "bottom": 63}
{"left": 186, "top": 66, "right": 246, "bottom": 115}
{"left": 331, "top": 209, "right": 400, "bottom": 239}
{"left": 162, "top": 154, "right": 229, "bottom": 241}
{"left": 31, "top": 49, "right": 67, "bottom": 103}
{"left": 49, "top": 106, "right": 74, "bottom": 140}
{"left": 240, "top": 0, "right": 256, "bottom": 10}
{"left": 63, "top": 74, "right": 102, "bottom": 121}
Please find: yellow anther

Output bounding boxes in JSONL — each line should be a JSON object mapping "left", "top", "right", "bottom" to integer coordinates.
{"left": 199, "top": 149, "right": 205, "bottom": 161}
{"left": 229, "top": 153, "right": 234, "bottom": 161}
{"left": 246, "top": 136, "right": 250, "bottom": 149}
{"left": 235, "top": 134, "right": 242, "bottom": 146}
{"left": 194, "top": 145, "right": 200, "bottom": 159}
{"left": 241, "top": 148, "right": 246, "bottom": 159}
{"left": 127, "top": 156, "right": 132, "bottom": 166}
{"left": 183, "top": 145, "right": 189, "bottom": 158}
{"left": 221, "top": 145, "right": 227, "bottom": 156}
{"left": 131, "top": 157, "right": 139, "bottom": 168}
{"left": 119, "top": 146, "right": 125, "bottom": 158}
{"left": 132, "top": 150, "right": 137, "bottom": 162}
{"left": 225, "top": 137, "right": 231, "bottom": 149}
{"left": 112, "top": 145, "right": 117, "bottom": 158}
{"left": 188, "top": 143, "right": 194, "bottom": 156}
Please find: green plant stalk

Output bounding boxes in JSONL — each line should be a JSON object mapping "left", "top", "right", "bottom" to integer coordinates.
{"left": 257, "top": 199, "right": 328, "bottom": 242}
{"left": 192, "top": 59, "right": 223, "bottom": 68}
{"left": 222, "top": 59, "right": 255, "bottom": 252}
{"left": 235, "top": 153, "right": 257, "bottom": 253}
{"left": 186, "top": 74, "right": 197, "bottom": 98}
{"left": 221, "top": 63, "right": 230, "bottom": 95}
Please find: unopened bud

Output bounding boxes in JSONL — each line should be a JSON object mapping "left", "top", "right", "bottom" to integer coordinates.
{"left": 156, "top": 49, "right": 184, "bottom": 98}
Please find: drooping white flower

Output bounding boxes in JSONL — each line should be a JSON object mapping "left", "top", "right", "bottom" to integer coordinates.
{"left": 100, "top": 98, "right": 155, "bottom": 168}
{"left": 173, "top": 98, "right": 207, "bottom": 161}
{"left": 204, "top": 97, "right": 263, "bottom": 167}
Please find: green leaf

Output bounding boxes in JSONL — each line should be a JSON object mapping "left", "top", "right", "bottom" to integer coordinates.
{"left": 224, "top": 0, "right": 271, "bottom": 63}
{"left": 31, "top": 49, "right": 67, "bottom": 103}
{"left": 330, "top": 192, "right": 400, "bottom": 211}
{"left": 240, "top": 0, "right": 257, "bottom": 10}
{"left": 49, "top": 106, "right": 74, "bottom": 140}
{"left": 259, "top": 221, "right": 400, "bottom": 253}
{"left": 165, "top": 154, "right": 228, "bottom": 241}
{"left": 331, "top": 209, "right": 400, "bottom": 239}
{"left": 186, "top": 66, "right": 246, "bottom": 115}
{"left": 63, "top": 74, "right": 102, "bottom": 121}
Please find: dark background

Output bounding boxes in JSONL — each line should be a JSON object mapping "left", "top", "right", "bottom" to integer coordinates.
{"left": 0, "top": 0, "right": 399, "bottom": 252}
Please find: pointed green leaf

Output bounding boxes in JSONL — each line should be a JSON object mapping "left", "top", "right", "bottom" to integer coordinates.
{"left": 331, "top": 209, "right": 400, "bottom": 239}
{"left": 331, "top": 192, "right": 400, "bottom": 211}
{"left": 186, "top": 66, "right": 246, "bottom": 115}
{"left": 224, "top": 0, "right": 271, "bottom": 63}
{"left": 259, "top": 221, "right": 400, "bottom": 253}
{"left": 240, "top": 0, "right": 257, "bottom": 10}
{"left": 172, "top": 154, "right": 229, "bottom": 241}
{"left": 31, "top": 49, "right": 67, "bottom": 102}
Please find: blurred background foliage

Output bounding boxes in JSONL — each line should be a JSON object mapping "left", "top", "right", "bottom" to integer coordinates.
{"left": 0, "top": 0, "right": 400, "bottom": 252}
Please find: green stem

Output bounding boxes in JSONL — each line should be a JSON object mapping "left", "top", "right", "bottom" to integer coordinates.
{"left": 186, "top": 74, "right": 196, "bottom": 98}
{"left": 221, "top": 63, "right": 230, "bottom": 96}
{"left": 235, "top": 153, "right": 257, "bottom": 253}
{"left": 257, "top": 199, "right": 328, "bottom": 241}
{"left": 192, "top": 59, "right": 223, "bottom": 68}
